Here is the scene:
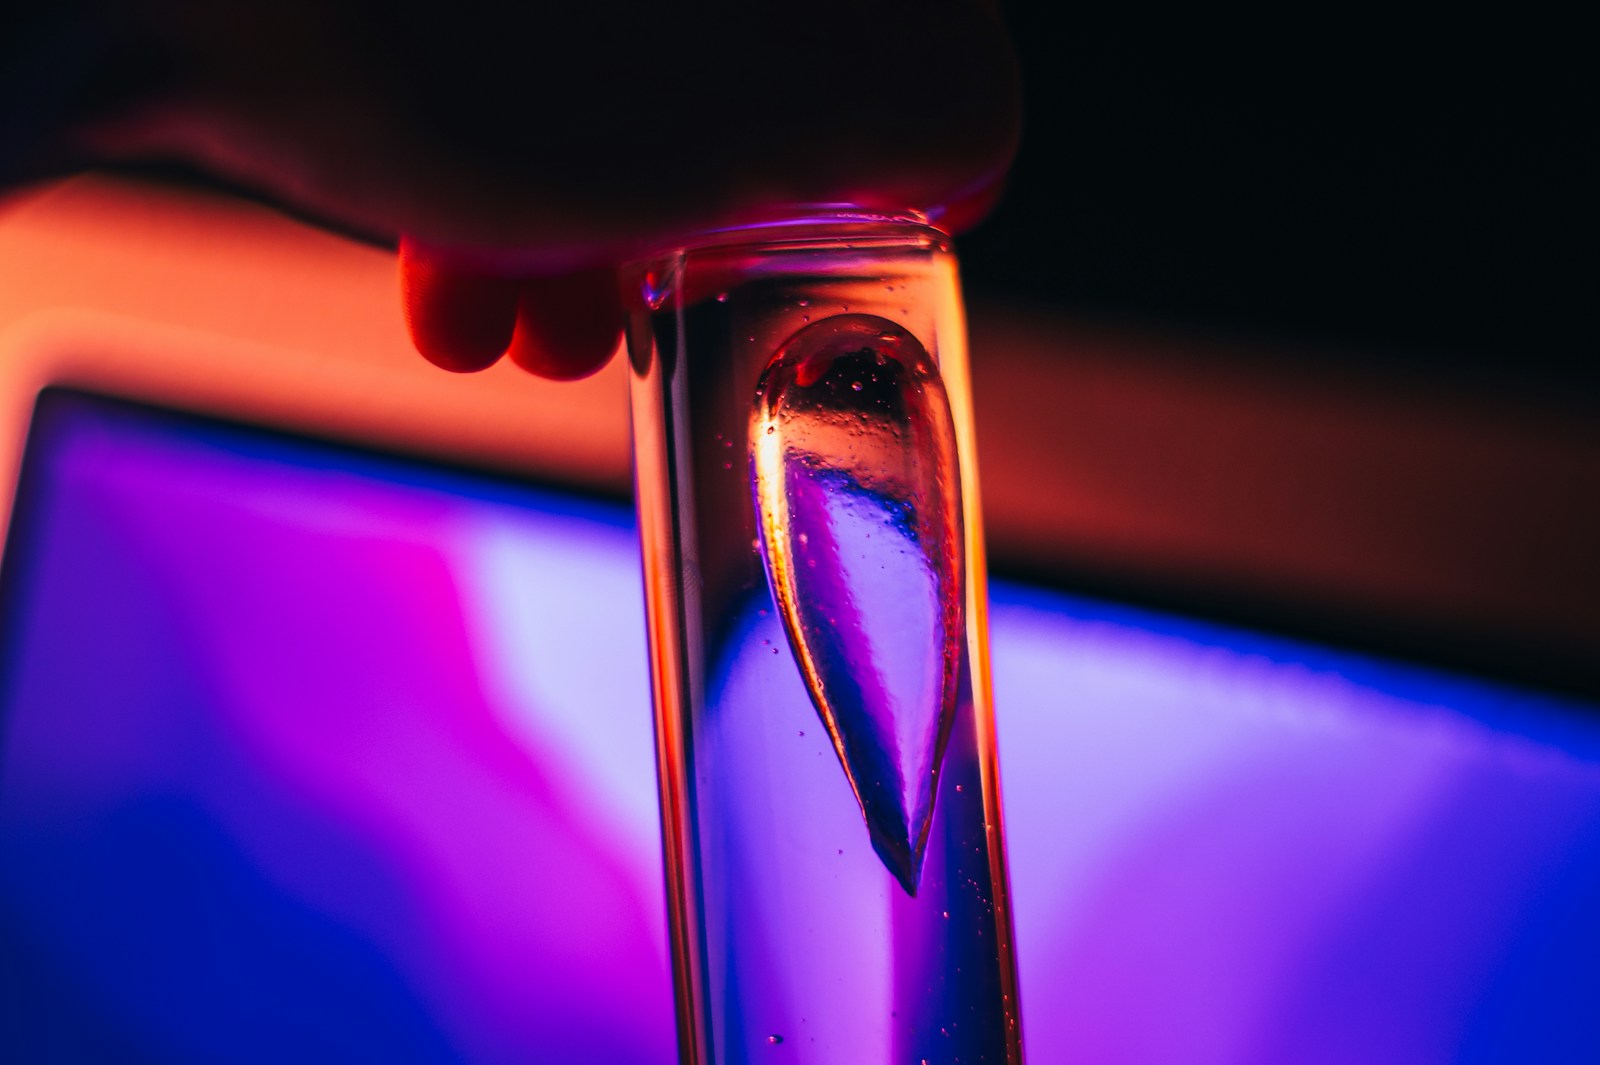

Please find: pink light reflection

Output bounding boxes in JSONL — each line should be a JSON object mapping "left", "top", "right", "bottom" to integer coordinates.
{"left": 63, "top": 418, "right": 673, "bottom": 1065}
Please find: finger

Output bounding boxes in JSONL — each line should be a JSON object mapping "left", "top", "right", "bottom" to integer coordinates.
{"left": 932, "top": 177, "right": 1009, "bottom": 236}
{"left": 506, "top": 268, "right": 623, "bottom": 381}
{"left": 399, "top": 238, "right": 520, "bottom": 372}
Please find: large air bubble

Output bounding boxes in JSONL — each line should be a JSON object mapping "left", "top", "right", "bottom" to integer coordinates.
{"left": 751, "top": 314, "right": 965, "bottom": 895}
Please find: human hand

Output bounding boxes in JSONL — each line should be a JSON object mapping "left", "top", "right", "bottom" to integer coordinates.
{"left": 44, "top": 0, "right": 1019, "bottom": 377}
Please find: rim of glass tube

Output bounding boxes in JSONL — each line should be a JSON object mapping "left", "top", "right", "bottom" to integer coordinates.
{"left": 625, "top": 205, "right": 952, "bottom": 263}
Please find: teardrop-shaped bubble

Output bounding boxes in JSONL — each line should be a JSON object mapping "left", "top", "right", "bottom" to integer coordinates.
{"left": 751, "top": 313, "right": 964, "bottom": 895}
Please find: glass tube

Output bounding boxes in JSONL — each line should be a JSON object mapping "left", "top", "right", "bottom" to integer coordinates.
{"left": 624, "top": 213, "right": 1022, "bottom": 1065}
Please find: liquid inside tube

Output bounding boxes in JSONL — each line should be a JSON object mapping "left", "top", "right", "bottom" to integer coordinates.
{"left": 751, "top": 314, "right": 965, "bottom": 895}
{"left": 626, "top": 223, "right": 1022, "bottom": 1064}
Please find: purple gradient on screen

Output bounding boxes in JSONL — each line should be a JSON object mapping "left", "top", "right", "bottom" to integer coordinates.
{"left": 4, "top": 393, "right": 1600, "bottom": 1063}
{"left": 1, "top": 395, "right": 673, "bottom": 1063}
{"left": 993, "top": 596, "right": 1600, "bottom": 1064}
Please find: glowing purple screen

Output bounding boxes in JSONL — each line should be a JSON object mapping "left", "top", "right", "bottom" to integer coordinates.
{"left": 3, "top": 391, "right": 1598, "bottom": 1063}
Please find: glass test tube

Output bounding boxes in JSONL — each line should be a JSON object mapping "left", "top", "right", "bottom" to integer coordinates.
{"left": 624, "top": 214, "right": 1022, "bottom": 1065}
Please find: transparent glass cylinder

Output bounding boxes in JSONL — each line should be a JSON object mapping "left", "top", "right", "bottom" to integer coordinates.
{"left": 624, "top": 215, "right": 1022, "bottom": 1065}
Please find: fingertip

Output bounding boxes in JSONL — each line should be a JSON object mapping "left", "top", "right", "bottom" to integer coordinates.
{"left": 932, "top": 178, "right": 1009, "bottom": 236}
{"left": 400, "top": 238, "right": 520, "bottom": 373}
{"left": 507, "top": 268, "right": 624, "bottom": 381}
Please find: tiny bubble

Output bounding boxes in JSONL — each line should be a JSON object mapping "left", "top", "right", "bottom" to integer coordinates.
{"left": 837, "top": 849, "right": 843, "bottom": 855}
{"left": 851, "top": 381, "right": 863, "bottom": 391}
{"left": 798, "top": 730, "right": 805, "bottom": 737}
{"left": 768, "top": 1034, "right": 783, "bottom": 1045}
{"left": 955, "top": 784, "right": 963, "bottom": 793}
{"left": 723, "top": 462, "right": 732, "bottom": 469}
{"left": 942, "top": 911, "right": 950, "bottom": 919}
{"left": 716, "top": 292, "right": 729, "bottom": 302}
{"left": 797, "top": 299, "right": 810, "bottom": 307}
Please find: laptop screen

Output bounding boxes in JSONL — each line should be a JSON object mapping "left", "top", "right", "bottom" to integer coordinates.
{"left": 4, "top": 389, "right": 1598, "bottom": 1063}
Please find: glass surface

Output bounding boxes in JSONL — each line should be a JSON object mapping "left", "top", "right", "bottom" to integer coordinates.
{"left": 624, "top": 222, "right": 1022, "bottom": 1064}
{"left": 3, "top": 390, "right": 1600, "bottom": 1063}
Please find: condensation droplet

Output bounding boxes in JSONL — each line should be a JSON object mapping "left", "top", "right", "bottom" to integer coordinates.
{"left": 641, "top": 272, "right": 670, "bottom": 310}
{"left": 751, "top": 313, "right": 964, "bottom": 895}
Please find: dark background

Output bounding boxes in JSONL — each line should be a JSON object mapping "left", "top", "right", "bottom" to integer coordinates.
{"left": 960, "top": 10, "right": 1592, "bottom": 394}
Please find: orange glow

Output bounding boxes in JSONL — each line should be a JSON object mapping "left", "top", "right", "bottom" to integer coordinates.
{"left": 0, "top": 174, "right": 632, "bottom": 542}
{"left": 3, "top": 173, "right": 1595, "bottom": 668}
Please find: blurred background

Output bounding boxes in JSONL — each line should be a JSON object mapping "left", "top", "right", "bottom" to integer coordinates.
{"left": 957, "top": 9, "right": 1596, "bottom": 696}
{"left": 966, "top": 10, "right": 1591, "bottom": 394}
